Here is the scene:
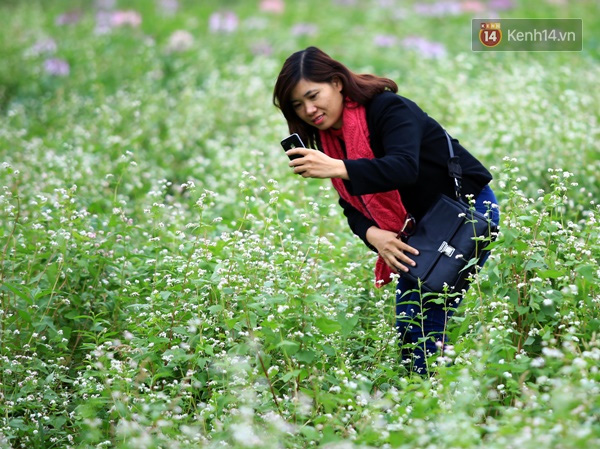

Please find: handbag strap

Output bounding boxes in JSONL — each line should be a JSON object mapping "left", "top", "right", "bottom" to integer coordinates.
{"left": 444, "top": 131, "right": 463, "bottom": 200}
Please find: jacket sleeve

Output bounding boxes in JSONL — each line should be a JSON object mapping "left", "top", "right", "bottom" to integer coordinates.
{"left": 343, "top": 93, "right": 425, "bottom": 195}
{"left": 338, "top": 196, "right": 378, "bottom": 253}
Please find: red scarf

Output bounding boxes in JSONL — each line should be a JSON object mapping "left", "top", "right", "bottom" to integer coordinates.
{"left": 320, "top": 99, "right": 407, "bottom": 287}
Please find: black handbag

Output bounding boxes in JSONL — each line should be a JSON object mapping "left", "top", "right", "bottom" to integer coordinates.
{"left": 401, "top": 132, "right": 498, "bottom": 293}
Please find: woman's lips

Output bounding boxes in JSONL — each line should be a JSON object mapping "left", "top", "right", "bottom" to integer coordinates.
{"left": 313, "top": 114, "right": 324, "bottom": 125}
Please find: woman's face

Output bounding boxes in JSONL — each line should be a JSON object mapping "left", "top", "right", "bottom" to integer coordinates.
{"left": 290, "top": 78, "right": 344, "bottom": 130}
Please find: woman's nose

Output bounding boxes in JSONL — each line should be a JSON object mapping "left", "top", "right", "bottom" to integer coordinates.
{"left": 305, "top": 102, "right": 317, "bottom": 115}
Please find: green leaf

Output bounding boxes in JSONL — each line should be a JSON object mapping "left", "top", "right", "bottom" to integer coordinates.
{"left": 295, "top": 350, "right": 316, "bottom": 363}
{"left": 52, "top": 416, "right": 67, "bottom": 430}
{"left": 64, "top": 311, "right": 93, "bottom": 320}
{"left": 299, "top": 425, "right": 319, "bottom": 440}
{"left": 299, "top": 369, "right": 309, "bottom": 382}
{"left": 46, "top": 263, "right": 59, "bottom": 284}
{"left": 278, "top": 340, "right": 300, "bottom": 356}
{"left": 33, "top": 288, "right": 54, "bottom": 300}
{"left": 17, "top": 308, "right": 32, "bottom": 324}
{"left": 315, "top": 317, "right": 341, "bottom": 335}
{"left": 538, "top": 269, "right": 563, "bottom": 279}
{"left": 575, "top": 264, "right": 595, "bottom": 282}
{"left": 225, "top": 317, "right": 239, "bottom": 329}
{"left": 152, "top": 368, "right": 175, "bottom": 383}
{"left": 210, "top": 262, "right": 225, "bottom": 283}
{"left": 501, "top": 228, "right": 516, "bottom": 245}
{"left": 456, "top": 314, "right": 472, "bottom": 337}
{"left": 2, "top": 283, "right": 31, "bottom": 303}
{"left": 305, "top": 294, "right": 328, "bottom": 305}
{"left": 9, "top": 418, "right": 26, "bottom": 430}
{"left": 282, "top": 369, "right": 302, "bottom": 382}
{"left": 322, "top": 345, "right": 336, "bottom": 356}
{"left": 516, "top": 305, "right": 530, "bottom": 315}
{"left": 160, "top": 291, "right": 171, "bottom": 300}
{"left": 172, "top": 326, "right": 189, "bottom": 335}
{"left": 588, "top": 319, "right": 600, "bottom": 332}
{"left": 337, "top": 312, "right": 359, "bottom": 337}
{"left": 208, "top": 304, "right": 223, "bottom": 314}
{"left": 229, "top": 343, "right": 249, "bottom": 355}
{"left": 517, "top": 215, "right": 535, "bottom": 225}
{"left": 321, "top": 425, "right": 339, "bottom": 445}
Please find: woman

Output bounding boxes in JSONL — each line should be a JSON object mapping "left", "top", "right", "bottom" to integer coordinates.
{"left": 272, "top": 47, "right": 499, "bottom": 374}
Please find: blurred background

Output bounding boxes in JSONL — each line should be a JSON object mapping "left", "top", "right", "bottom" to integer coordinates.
{"left": 1, "top": 0, "right": 599, "bottom": 105}
{"left": 2, "top": 0, "right": 598, "bottom": 200}
{"left": 1, "top": 1, "right": 600, "bottom": 447}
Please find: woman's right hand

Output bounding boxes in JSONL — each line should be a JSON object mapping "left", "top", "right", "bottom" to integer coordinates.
{"left": 366, "top": 226, "right": 419, "bottom": 273}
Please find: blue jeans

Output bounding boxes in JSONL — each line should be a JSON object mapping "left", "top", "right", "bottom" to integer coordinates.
{"left": 396, "top": 185, "right": 500, "bottom": 375}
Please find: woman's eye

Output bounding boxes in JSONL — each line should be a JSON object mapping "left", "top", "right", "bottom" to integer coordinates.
{"left": 310, "top": 94, "right": 318, "bottom": 100}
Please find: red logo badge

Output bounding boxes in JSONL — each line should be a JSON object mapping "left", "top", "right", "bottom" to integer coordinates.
{"left": 479, "top": 22, "right": 502, "bottom": 47}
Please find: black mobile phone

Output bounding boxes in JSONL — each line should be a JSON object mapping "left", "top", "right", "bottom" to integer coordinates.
{"left": 280, "top": 133, "right": 305, "bottom": 160}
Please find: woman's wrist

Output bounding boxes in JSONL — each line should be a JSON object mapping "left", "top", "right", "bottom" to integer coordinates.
{"left": 366, "top": 226, "right": 382, "bottom": 248}
{"left": 336, "top": 160, "right": 350, "bottom": 180}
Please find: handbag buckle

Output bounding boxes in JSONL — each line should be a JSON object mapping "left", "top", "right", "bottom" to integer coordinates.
{"left": 438, "top": 241, "right": 455, "bottom": 258}
{"left": 396, "top": 214, "right": 416, "bottom": 242}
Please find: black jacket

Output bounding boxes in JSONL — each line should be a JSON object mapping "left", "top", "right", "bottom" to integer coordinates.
{"left": 332, "top": 91, "right": 492, "bottom": 251}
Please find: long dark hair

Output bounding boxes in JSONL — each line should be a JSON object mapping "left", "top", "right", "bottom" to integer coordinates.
{"left": 273, "top": 46, "right": 398, "bottom": 149}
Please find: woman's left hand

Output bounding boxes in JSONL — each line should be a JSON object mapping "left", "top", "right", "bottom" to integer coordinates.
{"left": 287, "top": 148, "right": 349, "bottom": 180}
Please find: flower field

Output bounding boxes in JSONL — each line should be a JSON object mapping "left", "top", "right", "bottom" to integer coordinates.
{"left": 1, "top": 0, "right": 599, "bottom": 447}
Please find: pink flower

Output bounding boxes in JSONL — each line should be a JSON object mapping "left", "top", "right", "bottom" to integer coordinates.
{"left": 401, "top": 36, "right": 447, "bottom": 59}
{"left": 461, "top": 1, "right": 485, "bottom": 13}
{"left": 260, "top": 0, "right": 285, "bottom": 14}
{"left": 44, "top": 58, "right": 70, "bottom": 76}
{"left": 27, "top": 38, "right": 57, "bottom": 56}
{"left": 95, "top": 11, "right": 113, "bottom": 34}
{"left": 251, "top": 41, "right": 273, "bottom": 56}
{"left": 291, "top": 23, "right": 318, "bottom": 37}
{"left": 414, "top": 2, "right": 461, "bottom": 17}
{"left": 209, "top": 11, "right": 239, "bottom": 33}
{"left": 55, "top": 11, "right": 83, "bottom": 26}
{"left": 244, "top": 17, "right": 269, "bottom": 30}
{"left": 373, "top": 34, "right": 398, "bottom": 48}
{"left": 95, "top": 0, "right": 116, "bottom": 9}
{"left": 158, "top": 0, "right": 179, "bottom": 15}
{"left": 489, "top": 0, "right": 514, "bottom": 9}
{"left": 95, "top": 10, "right": 142, "bottom": 34}
{"left": 111, "top": 10, "right": 142, "bottom": 27}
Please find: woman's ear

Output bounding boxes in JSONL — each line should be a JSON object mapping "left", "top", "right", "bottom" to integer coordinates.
{"left": 332, "top": 76, "right": 343, "bottom": 92}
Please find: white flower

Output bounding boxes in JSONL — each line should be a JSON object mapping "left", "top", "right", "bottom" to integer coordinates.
{"left": 276, "top": 305, "right": 288, "bottom": 313}
{"left": 542, "top": 347, "right": 564, "bottom": 359}
{"left": 167, "top": 30, "right": 194, "bottom": 52}
{"left": 230, "top": 422, "right": 261, "bottom": 446}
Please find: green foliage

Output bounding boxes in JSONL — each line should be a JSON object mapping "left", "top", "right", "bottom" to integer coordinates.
{"left": 1, "top": 0, "right": 599, "bottom": 448}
